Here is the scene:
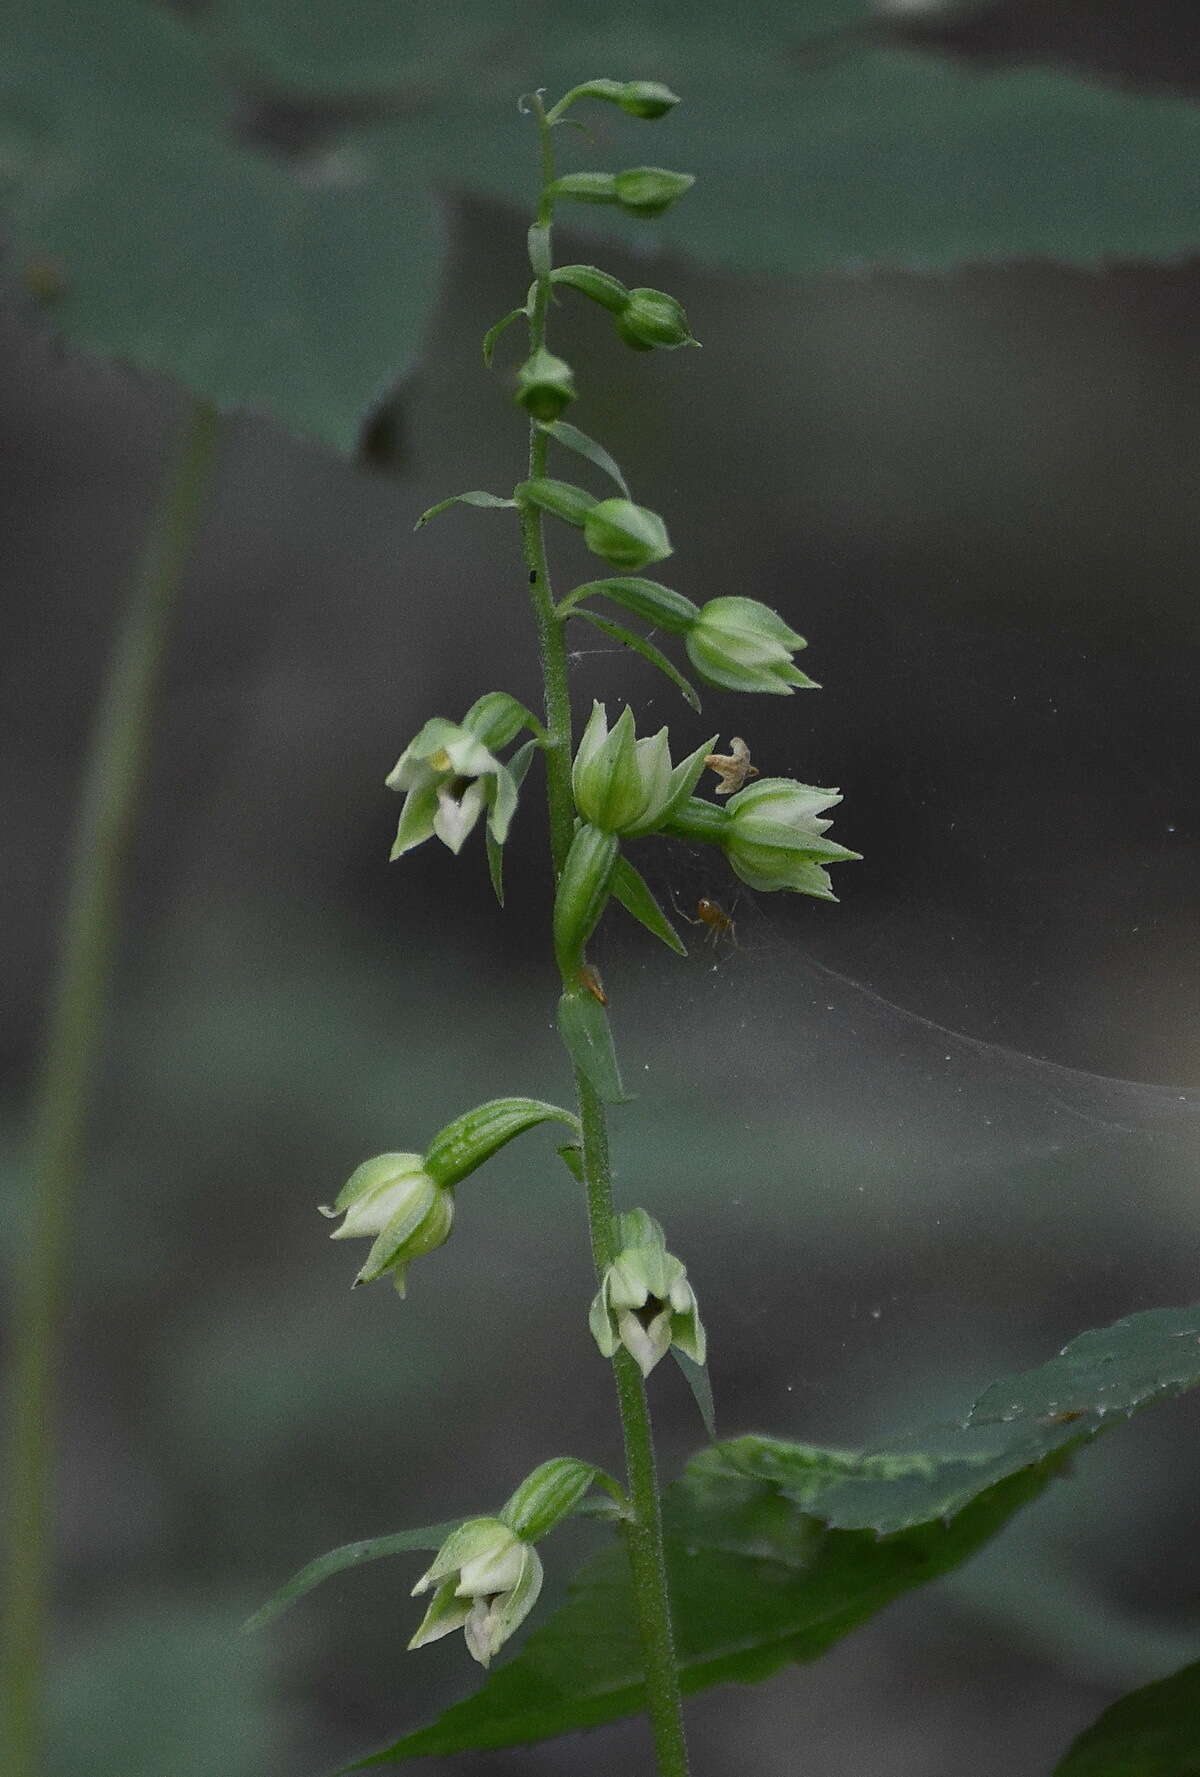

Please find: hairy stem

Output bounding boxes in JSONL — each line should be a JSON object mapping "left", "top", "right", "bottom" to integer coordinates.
{"left": 0, "top": 398, "right": 222, "bottom": 1777}
{"left": 520, "top": 97, "right": 690, "bottom": 1777}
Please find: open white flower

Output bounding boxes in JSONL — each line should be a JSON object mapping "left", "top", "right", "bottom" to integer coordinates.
{"left": 386, "top": 718, "right": 517, "bottom": 859}
{"left": 589, "top": 1210, "right": 705, "bottom": 1378}
{"left": 409, "top": 1518, "right": 543, "bottom": 1667}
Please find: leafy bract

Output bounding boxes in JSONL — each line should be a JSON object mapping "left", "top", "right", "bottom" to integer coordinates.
{"left": 360, "top": 1301, "right": 1200, "bottom": 1762}
{"left": 1052, "top": 1660, "right": 1200, "bottom": 1776}
{"left": 244, "top": 1521, "right": 461, "bottom": 1635}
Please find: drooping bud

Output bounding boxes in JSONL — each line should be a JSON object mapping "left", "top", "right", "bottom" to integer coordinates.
{"left": 723, "top": 778, "right": 860, "bottom": 897}
{"left": 319, "top": 1154, "right": 453, "bottom": 1295}
{"left": 559, "top": 79, "right": 681, "bottom": 120}
{"left": 613, "top": 167, "right": 695, "bottom": 217}
{"left": 589, "top": 1209, "right": 705, "bottom": 1377}
{"left": 409, "top": 1518, "right": 542, "bottom": 1668}
{"left": 571, "top": 702, "right": 715, "bottom": 837}
{"left": 685, "top": 597, "right": 819, "bottom": 695}
{"left": 515, "top": 347, "right": 576, "bottom": 422}
{"left": 616, "top": 287, "right": 697, "bottom": 352}
{"left": 582, "top": 497, "right": 672, "bottom": 570}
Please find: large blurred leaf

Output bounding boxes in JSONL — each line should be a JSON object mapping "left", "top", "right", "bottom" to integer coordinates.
{"left": 360, "top": 1301, "right": 1200, "bottom": 1762}
{"left": 223, "top": 1, "right": 1200, "bottom": 273}
{"left": 1052, "top": 1660, "right": 1200, "bottom": 1776}
{"left": 5, "top": 0, "right": 1200, "bottom": 454}
{"left": 2, "top": 0, "right": 440, "bottom": 454}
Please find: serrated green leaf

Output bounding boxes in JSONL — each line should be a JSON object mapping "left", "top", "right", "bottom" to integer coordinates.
{"left": 1051, "top": 1659, "right": 1200, "bottom": 1776}
{"left": 538, "top": 421, "right": 630, "bottom": 496}
{"left": 610, "top": 856, "right": 687, "bottom": 957}
{"left": 358, "top": 1300, "right": 1200, "bottom": 1762}
{"left": 357, "top": 1451, "right": 1054, "bottom": 1763}
{"left": 244, "top": 1520, "right": 461, "bottom": 1635}
{"left": 568, "top": 610, "right": 700, "bottom": 713}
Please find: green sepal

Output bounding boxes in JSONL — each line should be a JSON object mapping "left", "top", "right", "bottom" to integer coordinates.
{"left": 415, "top": 490, "right": 517, "bottom": 529}
{"left": 485, "top": 738, "right": 538, "bottom": 907}
{"left": 557, "top": 577, "right": 700, "bottom": 634}
{"left": 557, "top": 989, "right": 629, "bottom": 1105}
{"left": 550, "top": 264, "right": 629, "bottom": 312}
{"left": 462, "top": 692, "right": 537, "bottom": 752}
{"left": 499, "top": 1458, "right": 613, "bottom": 1542}
{"left": 556, "top": 1142, "right": 585, "bottom": 1183}
{"left": 482, "top": 305, "right": 528, "bottom": 368}
{"left": 553, "top": 823, "right": 619, "bottom": 976}
{"left": 614, "top": 167, "right": 695, "bottom": 217}
{"left": 611, "top": 855, "right": 686, "bottom": 956}
{"left": 516, "top": 478, "right": 598, "bottom": 527}
{"left": 658, "top": 734, "right": 722, "bottom": 829}
{"left": 243, "top": 1518, "right": 462, "bottom": 1634}
{"left": 568, "top": 609, "right": 700, "bottom": 713}
{"left": 538, "top": 421, "right": 630, "bottom": 496}
{"left": 616, "top": 287, "right": 698, "bottom": 352}
{"left": 424, "top": 1098, "right": 579, "bottom": 1191}
{"left": 545, "top": 171, "right": 619, "bottom": 206}
{"left": 671, "top": 1348, "right": 717, "bottom": 1440}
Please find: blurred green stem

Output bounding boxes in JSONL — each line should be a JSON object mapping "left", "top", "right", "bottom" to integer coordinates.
{"left": 1, "top": 398, "right": 222, "bottom": 1777}
{"left": 520, "top": 96, "right": 690, "bottom": 1777}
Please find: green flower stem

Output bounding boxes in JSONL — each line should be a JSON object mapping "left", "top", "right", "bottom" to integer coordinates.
{"left": 520, "top": 96, "right": 690, "bottom": 1777}
{"left": 0, "top": 397, "right": 222, "bottom": 1777}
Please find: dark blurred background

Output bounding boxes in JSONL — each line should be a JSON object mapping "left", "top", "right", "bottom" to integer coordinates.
{"left": 3, "top": 2, "right": 1200, "bottom": 1773}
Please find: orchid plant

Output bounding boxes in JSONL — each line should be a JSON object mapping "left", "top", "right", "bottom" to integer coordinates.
{"left": 258, "top": 79, "right": 855, "bottom": 1774}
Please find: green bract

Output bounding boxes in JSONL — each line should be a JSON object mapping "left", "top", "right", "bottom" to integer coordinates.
{"left": 409, "top": 1518, "right": 543, "bottom": 1669}
{"left": 515, "top": 347, "right": 576, "bottom": 421}
{"left": 582, "top": 498, "right": 671, "bottom": 570}
{"left": 685, "top": 597, "right": 820, "bottom": 695}
{"left": 616, "top": 288, "right": 697, "bottom": 352}
{"left": 319, "top": 1154, "right": 453, "bottom": 1295}
{"left": 724, "top": 778, "right": 861, "bottom": 897}
{"left": 385, "top": 717, "right": 518, "bottom": 859}
{"left": 589, "top": 1210, "right": 706, "bottom": 1378}
{"left": 572, "top": 703, "right": 714, "bottom": 837}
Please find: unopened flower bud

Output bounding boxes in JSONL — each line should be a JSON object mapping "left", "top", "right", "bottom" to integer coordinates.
{"left": 614, "top": 80, "right": 680, "bottom": 119}
{"left": 723, "top": 777, "right": 860, "bottom": 897}
{"left": 319, "top": 1154, "right": 453, "bottom": 1295}
{"left": 685, "top": 597, "right": 819, "bottom": 695}
{"left": 409, "top": 1518, "right": 542, "bottom": 1668}
{"left": 616, "top": 287, "right": 696, "bottom": 351}
{"left": 571, "top": 702, "right": 714, "bottom": 837}
{"left": 515, "top": 347, "right": 576, "bottom": 421}
{"left": 589, "top": 1210, "right": 705, "bottom": 1377}
{"left": 582, "top": 497, "right": 672, "bottom": 570}
{"left": 613, "top": 166, "right": 695, "bottom": 217}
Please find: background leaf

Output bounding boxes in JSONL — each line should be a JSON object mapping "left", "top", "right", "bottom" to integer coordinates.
{"left": 1051, "top": 1660, "right": 1200, "bottom": 1776}
{"left": 361, "top": 1301, "right": 1200, "bottom": 1760}
{"left": 5, "top": 1, "right": 1200, "bottom": 455}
